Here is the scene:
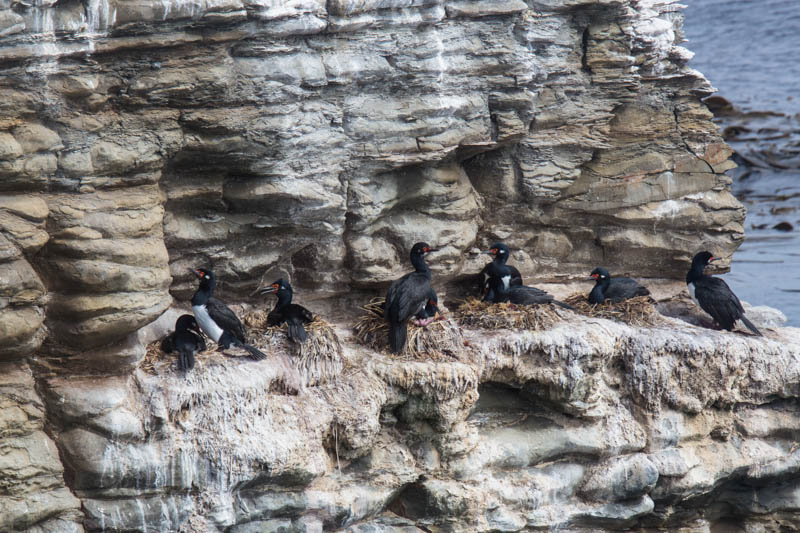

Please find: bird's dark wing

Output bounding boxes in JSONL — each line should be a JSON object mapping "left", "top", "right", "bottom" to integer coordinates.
{"left": 286, "top": 317, "right": 308, "bottom": 343}
{"left": 267, "top": 309, "right": 285, "bottom": 327}
{"left": 287, "top": 304, "right": 314, "bottom": 323}
{"left": 207, "top": 297, "right": 247, "bottom": 343}
{"left": 284, "top": 304, "right": 312, "bottom": 343}
{"left": 509, "top": 265, "right": 523, "bottom": 287}
{"left": 160, "top": 332, "right": 176, "bottom": 353}
{"left": 694, "top": 277, "right": 742, "bottom": 330}
{"left": 508, "top": 285, "right": 554, "bottom": 305}
{"left": 386, "top": 273, "right": 426, "bottom": 323}
{"left": 392, "top": 273, "right": 430, "bottom": 323}
{"left": 605, "top": 277, "right": 650, "bottom": 302}
{"left": 385, "top": 272, "right": 412, "bottom": 316}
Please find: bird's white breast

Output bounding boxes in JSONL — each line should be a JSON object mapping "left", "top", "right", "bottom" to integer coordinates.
{"left": 502, "top": 275, "right": 511, "bottom": 290}
{"left": 687, "top": 282, "right": 699, "bottom": 307}
{"left": 193, "top": 304, "right": 223, "bottom": 342}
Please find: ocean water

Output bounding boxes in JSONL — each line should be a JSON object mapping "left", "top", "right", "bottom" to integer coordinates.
{"left": 683, "top": 0, "right": 800, "bottom": 325}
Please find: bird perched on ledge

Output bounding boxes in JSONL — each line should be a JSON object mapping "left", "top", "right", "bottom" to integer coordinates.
{"left": 190, "top": 268, "right": 267, "bottom": 360}
{"left": 385, "top": 242, "right": 438, "bottom": 353}
{"left": 161, "top": 314, "right": 206, "bottom": 371}
{"left": 260, "top": 279, "right": 314, "bottom": 343}
{"left": 686, "top": 251, "right": 761, "bottom": 336}
{"left": 588, "top": 267, "right": 650, "bottom": 304}
{"left": 486, "top": 269, "right": 574, "bottom": 310}
{"left": 480, "top": 242, "right": 522, "bottom": 301}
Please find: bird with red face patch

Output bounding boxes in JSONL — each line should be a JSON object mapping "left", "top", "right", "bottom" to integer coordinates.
{"left": 384, "top": 242, "right": 439, "bottom": 353}
{"left": 190, "top": 268, "right": 268, "bottom": 360}
{"left": 686, "top": 251, "right": 761, "bottom": 336}
{"left": 479, "top": 242, "right": 522, "bottom": 301}
{"left": 588, "top": 267, "right": 649, "bottom": 304}
{"left": 259, "top": 279, "right": 314, "bottom": 343}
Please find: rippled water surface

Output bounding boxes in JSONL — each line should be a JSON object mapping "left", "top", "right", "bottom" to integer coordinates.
{"left": 684, "top": 0, "right": 800, "bottom": 325}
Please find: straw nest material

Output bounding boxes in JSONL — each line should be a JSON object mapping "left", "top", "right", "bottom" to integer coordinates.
{"left": 243, "top": 310, "right": 343, "bottom": 387}
{"left": 454, "top": 297, "right": 562, "bottom": 331}
{"left": 562, "top": 293, "right": 663, "bottom": 327}
{"left": 353, "top": 297, "right": 464, "bottom": 361}
{"left": 141, "top": 339, "right": 220, "bottom": 376}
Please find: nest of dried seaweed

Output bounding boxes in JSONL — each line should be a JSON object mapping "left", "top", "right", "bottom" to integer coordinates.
{"left": 562, "top": 293, "right": 663, "bottom": 326}
{"left": 244, "top": 310, "right": 343, "bottom": 387}
{"left": 353, "top": 297, "right": 464, "bottom": 361}
{"left": 454, "top": 297, "right": 562, "bottom": 331}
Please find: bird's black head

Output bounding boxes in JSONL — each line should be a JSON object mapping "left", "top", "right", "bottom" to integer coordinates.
{"left": 189, "top": 268, "right": 214, "bottom": 285}
{"left": 259, "top": 278, "right": 292, "bottom": 296}
{"left": 590, "top": 267, "right": 610, "bottom": 281}
{"left": 482, "top": 242, "right": 510, "bottom": 259}
{"left": 191, "top": 268, "right": 215, "bottom": 287}
{"left": 176, "top": 314, "right": 200, "bottom": 333}
{"left": 410, "top": 242, "right": 438, "bottom": 257}
{"left": 691, "top": 251, "right": 717, "bottom": 270}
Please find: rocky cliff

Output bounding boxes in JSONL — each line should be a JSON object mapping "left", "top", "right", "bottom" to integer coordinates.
{"left": 1, "top": 0, "right": 791, "bottom": 532}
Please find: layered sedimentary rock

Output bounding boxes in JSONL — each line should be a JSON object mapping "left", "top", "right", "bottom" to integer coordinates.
{"left": 28, "top": 303, "right": 800, "bottom": 532}
{"left": 0, "top": 0, "right": 779, "bottom": 531}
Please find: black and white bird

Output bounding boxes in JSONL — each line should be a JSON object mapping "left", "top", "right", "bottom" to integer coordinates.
{"left": 161, "top": 314, "right": 206, "bottom": 371}
{"left": 588, "top": 267, "right": 650, "bottom": 304}
{"left": 480, "top": 242, "right": 522, "bottom": 301}
{"left": 385, "top": 242, "right": 438, "bottom": 353}
{"left": 260, "top": 279, "right": 314, "bottom": 343}
{"left": 486, "top": 264, "right": 573, "bottom": 309}
{"left": 686, "top": 251, "right": 761, "bottom": 336}
{"left": 190, "top": 268, "right": 267, "bottom": 360}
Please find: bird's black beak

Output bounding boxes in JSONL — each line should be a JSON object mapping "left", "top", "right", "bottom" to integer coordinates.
{"left": 189, "top": 268, "right": 203, "bottom": 279}
{"left": 481, "top": 249, "right": 494, "bottom": 255}
{"left": 709, "top": 256, "right": 719, "bottom": 262}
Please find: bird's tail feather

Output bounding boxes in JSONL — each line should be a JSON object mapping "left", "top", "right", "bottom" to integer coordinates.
{"left": 178, "top": 349, "right": 194, "bottom": 371}
{"left": 389, "top": 322, "right": 407, "bottom": 353}
{"left": 553, "top": 299, "right": 575, "bottom": 311}
{"left": 287, "top": 319, "right": 308, "bottom": 343}
{"left": 740, "top": 315, "right": 762, "bottom": 336}
{"left": 243, "top": 343, "right": 267, "bottom": 361}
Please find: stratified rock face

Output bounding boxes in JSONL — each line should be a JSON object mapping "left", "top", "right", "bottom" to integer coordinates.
{"left": 30, "top": 307, "right": 800, "bottom": 532}
{"left": 0, "top": 0, "right": 768, "bottom": 531}
{"left": 1, "top": 0, "right": 742, "bottom": 338}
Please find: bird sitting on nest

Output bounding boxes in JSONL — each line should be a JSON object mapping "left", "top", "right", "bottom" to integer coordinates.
{"left": 479, "top": 242, "right": 522, "bottom": 301}
{"left": 385, "top": 242, "right": 439, "bottom": 353}
{"left": 161, "top": 314, "right": 206, "bottom": 371}
{"left": 260, "top": 279, "right": 314, "bottom": 343}
{"left": 588, "top": 267, "right": 650, "bottom": 304}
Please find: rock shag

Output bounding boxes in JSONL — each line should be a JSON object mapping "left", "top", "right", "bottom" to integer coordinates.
{"left": 686, "top": 251, "right": 761, "bottom": 336}
{"left": 486, "top": 264, "right": 573, "bottom": 310}
{"left": 385, "top": 242, "right": 438, "bottom": 353}
{"left": 161, "top": 314, "right": 206, "bottom": 371}
{"left": 480, "top": 242, "right": 522, "bottom": 301}
{"left": 588, "top": 267, "right": 650, "bottom": 304}
{"left": 190, "top": 268, "right": 267, "bottom": 360}
{"left": 260, "top": 279, "right": 314, "bottom": 343}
